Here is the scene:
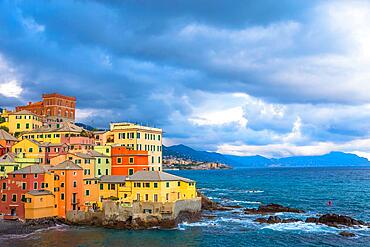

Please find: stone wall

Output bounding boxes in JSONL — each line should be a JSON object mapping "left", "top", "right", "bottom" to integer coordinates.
{"left": 65, "top": 197, "right": 201, "bottom": 228}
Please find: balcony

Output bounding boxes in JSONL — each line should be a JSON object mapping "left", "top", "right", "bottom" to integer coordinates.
{"left": 71, "top": 199, "right": 80, "bottom": 205}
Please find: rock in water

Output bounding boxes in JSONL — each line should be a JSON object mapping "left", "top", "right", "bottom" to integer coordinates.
{"left": 339, "top": 231, "right": 356, "bottom": 237}
{"left": 318, "top": 214, "right": 365, "bottom": 228}
{"left": 245, "top": 203, "right": 304, "bottom": 214}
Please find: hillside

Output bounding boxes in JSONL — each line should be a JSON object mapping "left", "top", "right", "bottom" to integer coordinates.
{"left": 163, "top": 145, "right": 370, "bottom": 167}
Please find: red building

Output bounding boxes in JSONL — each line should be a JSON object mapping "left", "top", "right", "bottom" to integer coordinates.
{"left": 111, "top": 146, "right": 149, "bottom": 176}
{"left": 16, "top": 93, "right": 76, "bottom": 122}
{"left": 0, "top": 165, "right": 49, "bottom": 219}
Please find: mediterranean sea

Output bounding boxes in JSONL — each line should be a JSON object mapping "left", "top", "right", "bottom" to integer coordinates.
{"left": 3, "top": 167, "right": 370, "bottom": 247}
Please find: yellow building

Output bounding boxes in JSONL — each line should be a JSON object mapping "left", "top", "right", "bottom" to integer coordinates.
{"left": 0, "top": 108, "right": 12, "bottom": 130}
{"left": 83, "top": 178, "right": 100, "bottom": 210}
{"left": 94, "top": 145, "right": 111, "bottom": 156}
{"left": 96, "top": 171, "right": 196, "bottom": 208}
{"left": 107, "top": 122, "right": 163, "bottom": 171}
{"left": 20, "top": 122, "right": 84, "bottom": 144}
{"left": 126, "top": 171, "right": 196, "bottom": 203}
{"left": 24, "top": 190, "right": 57, "bottom": 219}
{"left": 11, "top": 139, "right": 43, "bottom": 160}
{"left": 0, "top": 153, "right": 20, "bottom": 177}
{"left": 8, "top": 110, "right": 42, "bottom": 135}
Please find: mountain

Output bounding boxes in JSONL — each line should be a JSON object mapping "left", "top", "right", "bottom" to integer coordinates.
{"left": 75, "top": 122, "right": 98, "bottom": 131}
{"left": 163, "top": 144, "right": 370, "bottom": 167}
{"left": 271, "top": 151, "right": 370, "bottom": 167}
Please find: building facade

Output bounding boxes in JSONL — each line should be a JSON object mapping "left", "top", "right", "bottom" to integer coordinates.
{"left": 16, "top": 93, "right": 76, "bottom": 122}
{"left": 8, "top": 110, "right": 42, "bottom": 135}
{"left": 111, "top": 146, "right": 149, "bottom": 176}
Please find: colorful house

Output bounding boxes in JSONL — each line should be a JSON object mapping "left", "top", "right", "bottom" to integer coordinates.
{"left": 20, "top": 122, "right": 84, "bottom": 144}
{"left": 0, "top": 165, "right": 51, "bottom": 219}
{"left": 126, "top": 171, "right": 197, "bottom": 203}
{"left": 50, "top": 161, "right": 83, "bottom": 218}
{"left": 24, "top": 190, "right": 57, "bottom": 219}
{"left": 87, "top": 150, "right": 111, "bottom": 177}
{"left": 50, "top": 152, "right": 95, "bottom": 179}
{"left": 83, "top": 178, "right": 100, "bottom": 211}
{"left": 15, "top": 93, "right": 76, "bottom": 122}
{"left": 8, "top": 110, "right": 42, "bottom": 135}
{"left": 97, "top": 175, "right": 126, "bottom": 207}
{"left": 0, "top": 109, "right": 12, "bottom": 130}
{"left": 111, "top": 146, "right": 149, "bottom": 176}
{"left": 107, "top": 123, "right": 163, "bottom": 171}
{"left": 0, "top": 129, "right": 18, "bottom": 154}
{"left": 0, "top": 153, "right": 20, "bottom": 177}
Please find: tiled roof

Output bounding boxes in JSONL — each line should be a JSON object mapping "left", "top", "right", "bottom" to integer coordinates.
{"left": 100, "top": 175, "right": 126, "bottom": 183}
{"left": 10, "top": 110, "right": 39, "bottom": 116}
{"left": 0, "top": 153, "right": 16, "bottom": 164}
{"left": 29, "top": 122, "right": 83, "bottom": 133}
{"left": 74, "top": 152, "right": 94, "bottom": 159}
{"left": 0, "top": 129, "right": 18, "bottom": 141}
{"left": 11, "top": 164, "right": 49, "bottom": 174}
{"left": 27, "top": 190, "right": 53, "bottom": 196}
{"left": 51, "top": 160, "right": 82, "bottom": 170}
{"left": 127, "top": 171, "right": 194, "bottom": 183}
{"left": 87, "top": 150, "right": 108, "bottom": 157}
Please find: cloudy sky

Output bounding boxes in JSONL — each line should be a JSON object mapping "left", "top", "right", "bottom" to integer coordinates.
{"left": 1, "top": 0, "right": 370, "bottom": 158}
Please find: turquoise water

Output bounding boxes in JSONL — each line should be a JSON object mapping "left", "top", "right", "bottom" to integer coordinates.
{"left": 3, "top": 167, "right": 370, "bottom": 246}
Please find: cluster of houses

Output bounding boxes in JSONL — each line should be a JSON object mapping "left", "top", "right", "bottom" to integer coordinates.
{"left": 0, "top": 93, "right": 197, "bottom": 220}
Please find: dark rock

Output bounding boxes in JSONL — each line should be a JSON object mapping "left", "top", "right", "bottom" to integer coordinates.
{"left": 197, "top": 191, "right": 221, "bottom": 211}
{"left": 202, "top": 214, "right": 217, "bottom": 219}
{"left": 318, "top": 214, "right": 365, "bottom": 228}
{"left": 245, "top": 203, "right": 304, "bottom": 214}
{"left": 339, "top": 231, "right": 356, "bottom": 237}
{"left": 255, "top": 216, "right": 302, "bottom": 224}
{"left": 305, "top": 217, "right": 319, "bottom": 223}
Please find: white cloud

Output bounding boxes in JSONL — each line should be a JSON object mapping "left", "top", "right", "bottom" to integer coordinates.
{"left": 189, "top": 106, "right": 247, "bottom": 127}
{"left": 22, "top": 17, "right": 45, "bottom": 33}
{"left": 0, "top": 80, "right": 23, "bottom": 98}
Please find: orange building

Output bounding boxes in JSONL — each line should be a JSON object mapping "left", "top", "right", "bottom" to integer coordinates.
{"left": 50, "top": 161, "right": 83, "bottom": 218}
{"left": 111, "top": 146, "right": 149, "bottom": 176}
{"left": 0, "top": 129, "right": 18, "bottom": 153}
{"left": 16, "top": 93, "right": 76, "bottom": 122}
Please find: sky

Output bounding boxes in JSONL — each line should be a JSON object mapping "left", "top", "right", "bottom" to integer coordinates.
{"left": 1, "top": 0, "right": 370, "bottom": 159}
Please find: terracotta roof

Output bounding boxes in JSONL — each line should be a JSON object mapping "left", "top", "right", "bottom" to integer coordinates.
{"left": 27, "top": 190, "right": 53, "bottom": 196}
{"left": 0, "top": 153, "right": 16, "bottom": 164}
{"left": 51, "top": 160, "right": 82, "bottom": 170}
{"left": 100, "top": 175, "right": 126, "bottom": 183}
{"left": 11, "top": 164, "right": 49, "bottom": 174}
{"left": 127, "top": 171, "right": 194, "bottom": 183}
{"left": 0, "top": 129, "right": 18, "bottom": 141}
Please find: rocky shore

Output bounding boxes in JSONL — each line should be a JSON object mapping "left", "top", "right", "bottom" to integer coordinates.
{"left": 0, "top": 217, "right": 64, "bottom": 235}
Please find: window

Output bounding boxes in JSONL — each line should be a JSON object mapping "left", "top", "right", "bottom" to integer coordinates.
{"left": 166, "top": 182, "right": 170, "bottom": 188}
{"left": 106, "top": 169, "right": 108, "bottom": 175}
{"left": 129, "top": 157, "right": 134, "bottom": 164}
{"left": 100, "top": 184, "right": 103, "bottom": 190}
{"left": 22, "top": 195, "right": 26, "bottom": 202}
{"left": 117, "top": 157, "right": 122, "bottom": 164}
{"left": 16, "top": 123, "right": 20, "bottom": 129}
{"left": 137, "top": 132, "right": 141, "bottom": 139}
{"left": 1, "top": 194, "right": 6, "bottom": 202}
{"left": 61, "top": 193, "right": 65, "bottom": 200}
{"left": 73, "top": 181, "right": 77, "bottom": 187}
{"left": 166, "top": 193, "right": 169, "bottom": 201}
{"left": 98, "top": 169, "right": 101, "bottom": 175}
{"left": 34, "top": 174, "right": 38, "bottom": 178}
{"left": 98, "top": 158, "right": 101, "bottom": 164}
{"left": 145, "top": 194, "right": 149, "bottom": 201}
{"left": 152, "top": 156, "right": 154, "bottom": 163}
{"left": 2, "top": 182, "right": 6, "bottom": 189}
{"left": 106, "top": 148, "right": 109, "bottom": 153}
{"left": 34, "top": 182, "right": 38, "bottom": 189}
{"left": 145, "top": 183, "right": 150, "bottom": 188}
{"left": 111, "top": 184, "right": 115, "bottom": 190}
{"left": 154, "top": 194, "right": 158, "bottom": 202}
{"left": 153, "top": 182, "right": 158, "bottom": 188}
{"left": 26, "top": 123, "right": 29, "bottom": 129}
{"left": 128, "top": 169, "right": 134, "bottom": 175}
{"left": 61, "top": 183, "right": 65, "bottom": 188}
{"left": 85, "top": 190, "right": 90, "bottom": 196}
{"left": 12, "top": 194, "right": 17, "bottom": 202}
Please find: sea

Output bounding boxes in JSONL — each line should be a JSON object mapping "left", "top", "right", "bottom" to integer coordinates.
{"left": 2, "top": 167, "right": 370, "bottom": 247}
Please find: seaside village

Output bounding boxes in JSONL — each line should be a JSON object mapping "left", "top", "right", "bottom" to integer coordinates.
{"left": 0, "top": 93, "right": 198, "bottom": 222}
